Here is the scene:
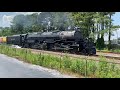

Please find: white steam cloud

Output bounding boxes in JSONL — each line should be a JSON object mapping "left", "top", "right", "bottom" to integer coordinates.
{"left": 2, "top": 15, "right": 14, "bottom": 27}
{"left": 15, "top": 12, "right": 41, "bottom": 15}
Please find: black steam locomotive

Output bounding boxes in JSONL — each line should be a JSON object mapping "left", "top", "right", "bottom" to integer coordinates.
{"left": 6, "top": 30, "right": 96, "bottom": 55}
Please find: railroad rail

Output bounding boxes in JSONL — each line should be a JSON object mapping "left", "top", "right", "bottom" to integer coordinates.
{"left": 96, "top": 52, "right": 120, "bottom": 60}
{"left": 10, "top": 45, "right": 120, "bottom": 64}
{"left": 97, "top": 50, "right": 120, "bottom": 54}
{"left": 20, "top": 48, "right": 120, "bottom": 64}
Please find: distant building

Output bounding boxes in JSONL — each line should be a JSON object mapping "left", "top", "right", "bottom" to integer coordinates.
{"left": 104, "top": 38, "right": 120, "bottom": 45}
{"left": 111, "top": 39, "right": 118, "bottom": 44}
{"left": 104, "top": 41, "right": 108, "bottom": 45}
{"left": 111, "top": 38, "right": 120, "bottom": 46}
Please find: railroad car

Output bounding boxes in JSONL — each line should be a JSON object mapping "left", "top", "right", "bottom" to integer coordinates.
{"left": 6, "top": 34, "right": 26, "bottom": 46}
{"left": 0, "top": 37, "right": 2, "bottom": 43}
{"left": 0, "top": 37, "right": 7, "bottom": 43}
{"left": 2, "top": 37, "right": 7, "bottom": 43}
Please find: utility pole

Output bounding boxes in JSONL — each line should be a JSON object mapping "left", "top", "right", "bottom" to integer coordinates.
{"left": 116, "top": 30, "right": 118, "bottom": 44}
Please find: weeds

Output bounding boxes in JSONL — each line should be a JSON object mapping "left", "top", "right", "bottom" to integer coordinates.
{"left": 0, "top": 45, "right": 120, "bottom": 78}
{"left": 97, "top": 48, "right": 120, "bottom": 53}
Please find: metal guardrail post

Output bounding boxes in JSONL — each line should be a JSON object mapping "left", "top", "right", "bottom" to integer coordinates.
{"left": 85, "top": 58, "right": 88, "bottom": 78}
{"left": 60, "top": 52, "right": 62, "bottom": 69}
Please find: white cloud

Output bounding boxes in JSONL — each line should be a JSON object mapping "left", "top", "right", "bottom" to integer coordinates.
{"left": 3, "top": 15, "right": 14, "bottom": 22}
{"left": 15, "top": 12, "right": 41, "bottom": 15}
{"left": 0, "top": 12, "right": 41, "bottom": 27}
{"left": 2, "top": 15, "right": 14, "bottom": 27}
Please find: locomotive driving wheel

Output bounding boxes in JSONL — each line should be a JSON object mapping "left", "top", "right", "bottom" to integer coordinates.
{"left": 81, "top": 49, "right": 87, "bottom": 55}
{"left": 47, "top": 43, "right": 54, "bottom": 50}
{"left": 36, "top": 42, "right": 47, "bottom": 50}
{"left": 41, "top": 42, "right": 47, "bottom": 50}
{"left": 23, "top": 43, "right": 29, "bottom": 48}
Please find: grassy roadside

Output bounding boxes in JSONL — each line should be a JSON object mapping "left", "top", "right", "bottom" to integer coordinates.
{"left": 1, "top": 45, "right": 120, "bottom": 78}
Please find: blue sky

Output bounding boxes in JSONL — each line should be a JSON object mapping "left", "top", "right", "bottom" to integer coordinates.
{"left": 105, "top": 12, "right": 120, "bottom": 41}
{"left": 0, "top": 12, "right": 120, "bottom": 41}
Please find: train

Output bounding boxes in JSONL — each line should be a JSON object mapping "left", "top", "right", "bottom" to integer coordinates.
{"left": 0, "top": 30, "right": 96, "bottom": 55}
{"left": 0, "top": 37, "right": 7, "bottom": 43}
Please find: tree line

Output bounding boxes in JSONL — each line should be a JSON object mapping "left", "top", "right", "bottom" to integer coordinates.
{"left": 0, "top": 12, "right": 120, "bottom": 50}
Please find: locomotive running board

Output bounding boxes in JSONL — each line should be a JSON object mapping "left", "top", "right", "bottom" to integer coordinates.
{"left": 52, "top": 47, "right": 73, "bottom": 50}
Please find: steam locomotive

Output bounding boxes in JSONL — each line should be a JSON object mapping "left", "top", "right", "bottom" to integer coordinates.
{"left": 0, "top": 29, "right": 96, "bottom": 55}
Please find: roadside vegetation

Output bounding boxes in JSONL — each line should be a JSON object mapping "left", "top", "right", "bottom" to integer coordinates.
{"left": 0, "top": 45, "right": 120, "bottom": 78}
{"left": 97, "top": 48, "right": 120, "bottom": 53}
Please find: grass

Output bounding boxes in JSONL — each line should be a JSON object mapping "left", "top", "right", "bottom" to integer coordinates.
{"left": 111, "top": 49, "right": 120, "bottom": 53}
{"left": 0, "top": 45, "right": 120, "bottom": 78}
{"left": 97, "top": 48, "right": 120, "bottom": 53}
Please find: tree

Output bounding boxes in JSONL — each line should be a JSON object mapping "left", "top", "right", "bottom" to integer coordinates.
{"left": 11, "top": 14, "right": 26, "bottom": 34}
{"left": 52, "top": 12, "right": 74, "bottom": 30}
{"left": 94, "top": 12, "right": 109, "bottom": 49}
{"left": 0, "top": 27, "right": 13, "bottom": 36}
{"left": 71, "top": 12, "right": 96, "bottom": 38}
{"left": 108, "top": 12, "right": 115, "bottom": 50}
{"left": 37, "top": 12, "right": 55, "bottom": 31}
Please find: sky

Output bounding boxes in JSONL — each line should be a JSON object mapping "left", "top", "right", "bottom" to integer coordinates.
{"left": 0, "top": 12, "right": 40, "bottom": 27}
{"left": 0, "top": 12, "right": 120, "bottom": 41}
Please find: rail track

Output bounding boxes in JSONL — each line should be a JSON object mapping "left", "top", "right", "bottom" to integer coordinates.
{"left": 97, "top": 50, "right": 120, "bottom": 54}
{"left": 96, "top": 52, "right": 120, "bottom": 60}
{"left": 30, "top": 48, "right": 120, "bottom": 59}
{"left": 11, "top": 45, "right": 120, "bottom": 64}
{"left": 23, "top": 48, "right": 120, "bottom": 64}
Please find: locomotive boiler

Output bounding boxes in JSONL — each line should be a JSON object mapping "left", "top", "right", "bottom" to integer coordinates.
{"left": 22, "top": 30, "right": 96, "bottom": 55}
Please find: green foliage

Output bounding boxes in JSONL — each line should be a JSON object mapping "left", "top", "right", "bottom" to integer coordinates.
{"left": 0, "top": 27, "right": 13, "bottom": 36}
{"left": 11, "top": 14, "right": 26, "bottom": 34}
{"left": 62, "top": 56, "right": 72, "bottom": 69}
{"left": 96, "top": 37, "right": 105, "bottom": 50}
{"left": 1, "top": 45, "right": 120, "bottom": 78}
{"left": 10, "top": 12, "right": 73, "bottom": 35}
{"left": 71, "top": 12, "right": 119, "bottom": 50}
{"left": 111, "top": 49, "right": 120, "bottom": 53}
{"left": 71, "top": 12, "right": 95, "bottom": 38}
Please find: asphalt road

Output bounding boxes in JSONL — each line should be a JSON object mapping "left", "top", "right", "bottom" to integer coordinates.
{"left": 0, "top": 54, "right": 73, "bottom": 78}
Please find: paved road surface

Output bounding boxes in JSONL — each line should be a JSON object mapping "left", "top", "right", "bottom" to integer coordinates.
{"left": 0, "top": 54, "right": 73, "bottom": 78}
